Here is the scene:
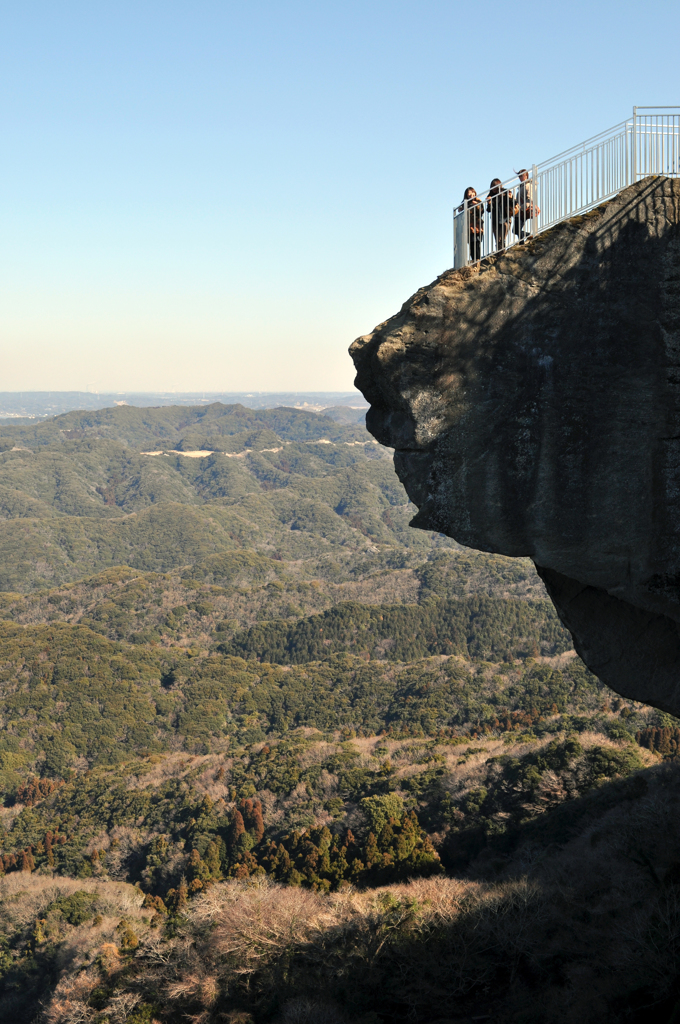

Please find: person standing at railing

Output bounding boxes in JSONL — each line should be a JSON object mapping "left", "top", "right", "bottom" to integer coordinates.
{"left": 458, "top": 186, "right": 484, "bottom": 262}
{"left": 486, "top": 178, "right": 514, "bottom": 252}
{"left": 513, "top": 169, "right": 539, "bottom": 240}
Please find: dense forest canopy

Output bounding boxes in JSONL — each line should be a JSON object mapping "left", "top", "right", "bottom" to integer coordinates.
{"left": 0, "top": 403, "right": 675, "bottom": 1024}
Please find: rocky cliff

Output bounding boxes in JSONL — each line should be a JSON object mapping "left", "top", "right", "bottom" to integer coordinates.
{"left": 351, "top": 177, "right": 680, "bottom": 715}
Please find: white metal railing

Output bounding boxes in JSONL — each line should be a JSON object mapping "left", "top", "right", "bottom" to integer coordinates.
{"left": 453, "top": 106, "right": 680, "bottom": 269}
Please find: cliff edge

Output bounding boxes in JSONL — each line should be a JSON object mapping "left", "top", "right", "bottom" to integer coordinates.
{"left": 350, "top": 177, "right": 680, "bottom": 715}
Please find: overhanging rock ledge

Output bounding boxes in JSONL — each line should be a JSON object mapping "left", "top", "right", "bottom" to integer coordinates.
{"left": 350, "top": 177, "right": 680, "bottom": 716}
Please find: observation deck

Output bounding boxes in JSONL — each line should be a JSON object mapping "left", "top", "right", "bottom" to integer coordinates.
{"left": 453, "top": 106, "right": 680, "bottom": 268}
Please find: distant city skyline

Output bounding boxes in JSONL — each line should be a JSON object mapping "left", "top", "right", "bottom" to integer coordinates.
{"left": 1, "top": 2, "right": 677, "bottom": 390}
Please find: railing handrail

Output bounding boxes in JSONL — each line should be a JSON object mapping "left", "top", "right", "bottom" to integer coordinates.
{"left": 534, "top": 119, "right": 630, "bottom": 171}
{"left": 536, "top": 106, "right": 680, "bottom": 170}
{"left": 453, "top": 106, "right": 680, "bottom": 269}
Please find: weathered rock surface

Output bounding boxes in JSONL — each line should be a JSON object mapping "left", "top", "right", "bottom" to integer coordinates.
{"left": 350, "top": 177, "right": 680, "bottom": 714}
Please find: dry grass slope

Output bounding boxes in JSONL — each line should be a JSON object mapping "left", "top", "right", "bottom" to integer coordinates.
{"left": 1, "top": 757, "right": 680, "bottom": 1023}
{"left": 1, "top": 752, "right": 673, "bottom": 1023}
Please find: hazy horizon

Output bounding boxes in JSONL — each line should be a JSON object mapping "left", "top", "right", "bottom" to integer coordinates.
{"left": 0, "top": 389, "right": 369, "bottom": 421}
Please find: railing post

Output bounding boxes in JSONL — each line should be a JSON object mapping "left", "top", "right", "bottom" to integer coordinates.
{"left": 453, "top": 207, "right": 467, "bottom": 270}
{"left": 633, "top": 105, "right": 637, "bottom": 181}
{"left": 532, "top": 164, "right": 538, "bottom": 237}
{"left": 453, "top": 209, "right": 456, "bottom": 268}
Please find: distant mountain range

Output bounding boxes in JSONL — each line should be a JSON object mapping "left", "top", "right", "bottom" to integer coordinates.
{"left": 0, "top": 391, "right": 368, "bottom": 420}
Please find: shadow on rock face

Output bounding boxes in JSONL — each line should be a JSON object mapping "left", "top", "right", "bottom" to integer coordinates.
{"left": 350, "top": 177, "right": 680, "bottom": 714}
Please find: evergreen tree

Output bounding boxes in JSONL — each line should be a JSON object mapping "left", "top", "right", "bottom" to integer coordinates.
{"left": 20, "top": 849, "right": 35, "bottom": 872}
{"left": 229, "top": 808, "right": 246, "bottom": 850}
{"left": 45, "top": 831, "right": 54, "bottom": 868}
{"left": 204, "top": 841, "right": 222, "bottom": 878}
{"left": 176, "top": 875, "right": 188, "bottom": 912}
{"left": 251, "top": 800, "right": 265, "bottom": 843}
{"left": 364, "top": 832, "right": 381, "bottom": 870}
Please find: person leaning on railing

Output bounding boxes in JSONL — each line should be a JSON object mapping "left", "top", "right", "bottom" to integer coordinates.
{"left": 458, "top": 186, "right": 484, "bottom": 262}
{"left": 513, "top": 169, "right": 539, "bottom": 240}
{"left": 486, "top": 178, "right": 514, "bottom": 252}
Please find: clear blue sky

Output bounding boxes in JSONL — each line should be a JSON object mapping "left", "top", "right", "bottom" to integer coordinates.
{"left": 1, "top": 0, "right": 678, "bottom": 392}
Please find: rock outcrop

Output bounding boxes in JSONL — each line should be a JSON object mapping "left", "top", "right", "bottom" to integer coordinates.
{"left": 351, "top": 177, "right": 680, "bottom": 714}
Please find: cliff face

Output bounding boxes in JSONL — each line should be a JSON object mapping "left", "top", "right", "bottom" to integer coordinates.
{"left": 351, "top": 177, "right": 680, "bottom": 714}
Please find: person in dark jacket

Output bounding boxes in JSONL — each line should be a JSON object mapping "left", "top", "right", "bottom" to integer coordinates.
{"left": 486, "top": 178, "right": 513, "bottom": 252}
{"left": 458, "top": 186, "right": 484, "bottom": 262}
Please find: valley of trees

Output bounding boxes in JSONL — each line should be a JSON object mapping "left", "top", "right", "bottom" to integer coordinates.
{"left": 0, "top": 403, "right": 676, "bottom": 1024}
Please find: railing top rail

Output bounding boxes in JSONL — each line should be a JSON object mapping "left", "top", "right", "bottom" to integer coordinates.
{"left": 533, "top": 109, "right": 680, "bottom": 172}
{"left": 534, "top": 120, "right": 630, "bottom": 171}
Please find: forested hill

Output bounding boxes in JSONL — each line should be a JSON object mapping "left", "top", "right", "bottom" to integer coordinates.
{"left": 0, "top": 403, "right": 676, "bottom": 1024}
{"left": 0, "top": 401, "right": 439, "bottom": 591}
{"left": 0, "top": 400, "right": 657, "bottom": 759}
{"left": 0, "top": 401, "right": 367, "bottom": 449}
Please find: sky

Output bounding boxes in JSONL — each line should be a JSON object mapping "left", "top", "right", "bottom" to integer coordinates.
{"left": 0, "top": 0, "right": 678, "bottom": 393}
